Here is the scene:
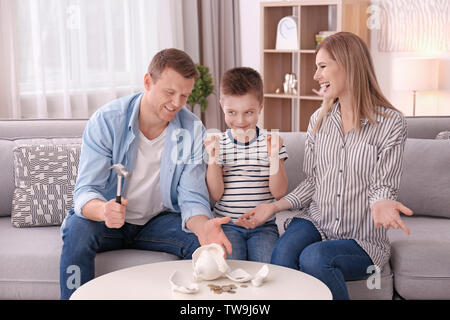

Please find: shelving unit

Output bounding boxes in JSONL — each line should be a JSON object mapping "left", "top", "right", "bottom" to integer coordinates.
{"left": 260, "top": 0, "right": 370, "bottom": 132}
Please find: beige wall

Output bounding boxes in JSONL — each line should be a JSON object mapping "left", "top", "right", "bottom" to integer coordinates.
{"left": 370, "top": 28, "right": 450, "bottom": 116}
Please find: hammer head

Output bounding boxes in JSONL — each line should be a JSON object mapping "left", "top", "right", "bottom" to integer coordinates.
{"left": 109, "top": 164, "right": 131, "bottom": 179}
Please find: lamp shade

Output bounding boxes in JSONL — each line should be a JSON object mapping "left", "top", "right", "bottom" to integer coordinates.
{"left": 392, "top": 58, "right": 439, "bottom": 91}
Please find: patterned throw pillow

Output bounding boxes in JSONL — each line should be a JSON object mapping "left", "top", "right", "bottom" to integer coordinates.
{"left": 12, "top": 144, "right": 81, "bottom": 227}
{"left": 436, "top": 131, "right": 450, "bottom": 140}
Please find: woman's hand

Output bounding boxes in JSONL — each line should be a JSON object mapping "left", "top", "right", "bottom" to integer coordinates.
{"left": 371, "top": 200, "right": 414, "bottom": 235}
{"left": 234, "top": 203, "right": 277, "bottom": 229}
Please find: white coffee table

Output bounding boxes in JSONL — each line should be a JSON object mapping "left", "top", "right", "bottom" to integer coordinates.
{"left": 70, "top": 259, "right": 332, "bottom": 300}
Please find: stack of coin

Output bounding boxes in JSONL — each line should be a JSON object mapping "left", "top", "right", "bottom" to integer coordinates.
{"left": 207, "top": 284, "right": 238, "bottom": 294}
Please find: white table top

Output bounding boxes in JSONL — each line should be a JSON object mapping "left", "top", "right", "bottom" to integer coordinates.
{"left": 71, "top": 259, "right": 332, "bottom": 300}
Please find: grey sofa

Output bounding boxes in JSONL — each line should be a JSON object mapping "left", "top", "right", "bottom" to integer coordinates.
{"left": 0, "top": 116, "right": 449, "bottom": 300}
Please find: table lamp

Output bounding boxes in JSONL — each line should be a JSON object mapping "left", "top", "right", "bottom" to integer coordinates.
{"left": 392, "top": 58, "right": 439, "bottom": 116}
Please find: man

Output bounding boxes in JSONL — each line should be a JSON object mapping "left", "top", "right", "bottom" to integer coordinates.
{"left": 60, "top": 48, "right": 232, "bottom": 300}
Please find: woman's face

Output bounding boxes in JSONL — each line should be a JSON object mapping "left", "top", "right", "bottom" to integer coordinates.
{"left": 313, "top": 49, "right": 348, "bottom": 100}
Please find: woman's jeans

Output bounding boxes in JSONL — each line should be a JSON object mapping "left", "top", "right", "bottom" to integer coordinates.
{"left": 271, "top": 218, "right": 373, "bottom": 300}
{"left": 59, "top": 210, "right": 200, "bottom": 300}
{"left": 221, "top": 220, "right": 279, "bottom": 263}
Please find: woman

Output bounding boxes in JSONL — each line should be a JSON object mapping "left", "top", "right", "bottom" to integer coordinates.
{"left": 236, "top": 32, "right": 413, "bottom": 300}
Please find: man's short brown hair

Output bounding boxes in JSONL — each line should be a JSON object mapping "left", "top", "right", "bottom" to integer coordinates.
{"left": 220, "top": 67, "right": 263, "bottom": 103}
{"left": 148, "top": 48, "right": 199, "bottom": 82}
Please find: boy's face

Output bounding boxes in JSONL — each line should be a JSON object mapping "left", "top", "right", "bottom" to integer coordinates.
{"left": 221, "top": 93, "right": 263, "bottom": 136}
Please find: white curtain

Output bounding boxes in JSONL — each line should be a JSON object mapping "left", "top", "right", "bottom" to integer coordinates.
{"left": 0, "top": 0, "right": 185, "bottom": 119}
{"left": 199, "top": 0, "right": 241, "bottom": 131}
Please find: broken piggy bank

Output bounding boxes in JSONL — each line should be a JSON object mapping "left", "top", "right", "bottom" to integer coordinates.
{"left": 192, "top": 243, "right": 230, "bottom": 281}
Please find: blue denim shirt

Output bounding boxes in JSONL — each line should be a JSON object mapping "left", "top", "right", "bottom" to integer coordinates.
{"left": 73, "top": 92, "right": 212, "bottom": 232}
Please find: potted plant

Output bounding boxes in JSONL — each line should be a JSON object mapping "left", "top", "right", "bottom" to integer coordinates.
{"left": 187, "top": 63, "right": 214, "bottom": 123}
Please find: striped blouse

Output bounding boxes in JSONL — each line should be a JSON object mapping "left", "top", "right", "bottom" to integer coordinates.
{"left": 284, "top": 102, "right": 407, "bottom": 268}
{"left": 213, "top": 127, "right": 288, "bottom": 220}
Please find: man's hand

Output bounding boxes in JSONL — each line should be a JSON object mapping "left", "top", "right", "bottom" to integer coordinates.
{"left": 187, "top": 215, "right": 232, "bottom": 257}
{"left": 371, "top": 200, "right": 413, "bottom": 235}
{"left": 234, "top": 203, "right": 277, "bottom": 229}
{"left": 103, "top": 198, "right": 128, "bottom": 229}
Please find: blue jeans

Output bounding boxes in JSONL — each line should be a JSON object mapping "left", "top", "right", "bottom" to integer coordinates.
{"left": 221, "top": 220, "right": 279, "bottom": 263}
{"left": 270, "top": 218, "right": 373, "bottom": 300}
{"left": 59, "top": 210, "right": 200, "bottom": 300}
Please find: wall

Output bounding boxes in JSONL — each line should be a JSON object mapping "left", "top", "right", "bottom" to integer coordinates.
{"left": 239, "top": 0, "right": 264, "bottom": 72}
{"left": 370, "top": 19, "right": 450, "bottom": 116}
{"left": 240, "top": 0, "right": 450, "bottom": 116}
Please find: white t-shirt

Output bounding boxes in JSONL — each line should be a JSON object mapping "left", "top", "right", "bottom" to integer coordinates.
{"left": 123, "top": 128, "right": 167, "bottom": 225}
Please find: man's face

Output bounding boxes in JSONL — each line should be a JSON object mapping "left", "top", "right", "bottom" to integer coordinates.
{"left": 144, "top": 67, "right": 195, "bottom": 123}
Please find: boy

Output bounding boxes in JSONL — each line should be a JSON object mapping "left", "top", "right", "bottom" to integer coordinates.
{"left": 204, "top": 67, "right": 288, "bottom": 263}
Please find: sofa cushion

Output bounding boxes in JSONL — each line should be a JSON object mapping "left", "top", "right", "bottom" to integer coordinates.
{"left": 0, "top": 217, "right": 63, "bottom": 299}
{"left": 12, "top": 144, "right": 81, "bottom": 227}
{"left": 387, "top": 215, "right": 450, "bottom": 299}
{"left": 0, "top": 139, "right": 14, "bottom": 217}
{"left": 0, "top": 137, "right": 82, "bottom": 218}
{"left": 397, "top": 138, "right": 450, "bottom": 219}
{"left": 346, "top": 262, "right": 393, "bottom": 300}
{"left": 405, "top": 116, "right": 450, "bottom": 139}
{"left": 279, "top": 132, "right": 306, "bottom": 194}
{"left": 0, "top": 217, "right": 180, "bottom": 299}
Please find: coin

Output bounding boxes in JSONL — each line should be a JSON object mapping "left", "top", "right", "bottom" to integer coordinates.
{"left": 208, "top": 284, "right": 220, "bottom": 289}
{"left": 208, "top": 283, "right": 241, "bottom": 295}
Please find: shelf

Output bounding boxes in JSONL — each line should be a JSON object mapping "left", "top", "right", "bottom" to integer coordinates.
{"left": 264, "top": 49, "right": 297, "bottom": 53}
{"left": 298, "top": 100, "right": 322, "bottom": 131}
{"left": 263, "top": 0, "right": 339, "bottom": 6}
{"left": 263, "top": 49, "right": 316, "bottom": 53}
{"left": 262, "top": 53, "right": 298, "bottom": 96}
{"left": 262, "top": 97, "right": 293, "bottom": 132}
{"left": 299, "top": 49, "right": 316, "bottom": 53}
{"left": 300, "top": 95, "right": 323, "bottom": 101}
{"left": 299, "top": 53, "right": 316, "bottom": 96}
{"left": 264, "top": 93, "right": 298, "bottom": 99}
{"left": 260, "top": 1, "right": 370, "bottom": 132}
{"left": 300, "top": 5, "right": 331, "bottom": 50}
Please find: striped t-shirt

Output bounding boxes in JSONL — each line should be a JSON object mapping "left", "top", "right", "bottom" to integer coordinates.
{"left": 213, "top": 127, "right": 288, "bottom": 220}
{"left": 283, "top": 102, "right": 407, "bottom": 269}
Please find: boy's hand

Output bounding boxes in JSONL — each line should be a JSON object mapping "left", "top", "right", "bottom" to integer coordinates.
{"left": 204, "top": 134, "right": 220, "bottom": 164}
{"left": 267, "top": 133, "right": 283, "bottom": 158}
{"left": 234, "top": 203, "right": 277, "bottom": 229}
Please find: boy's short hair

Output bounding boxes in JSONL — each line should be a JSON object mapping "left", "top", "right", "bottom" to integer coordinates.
{"left": 220, "top": 67, "right": 263, "bottom": 103}
{"left": 148, "top": 48, "right": 199, "bottom": 82}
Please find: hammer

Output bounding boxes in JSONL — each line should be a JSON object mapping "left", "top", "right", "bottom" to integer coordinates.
{"left": 109, "top": 164, "right": 132, "bottom": 204}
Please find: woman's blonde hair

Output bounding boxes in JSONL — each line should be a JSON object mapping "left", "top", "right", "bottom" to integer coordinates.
{"left": 313, "top": 32, "right": 399, "bottom": 133}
